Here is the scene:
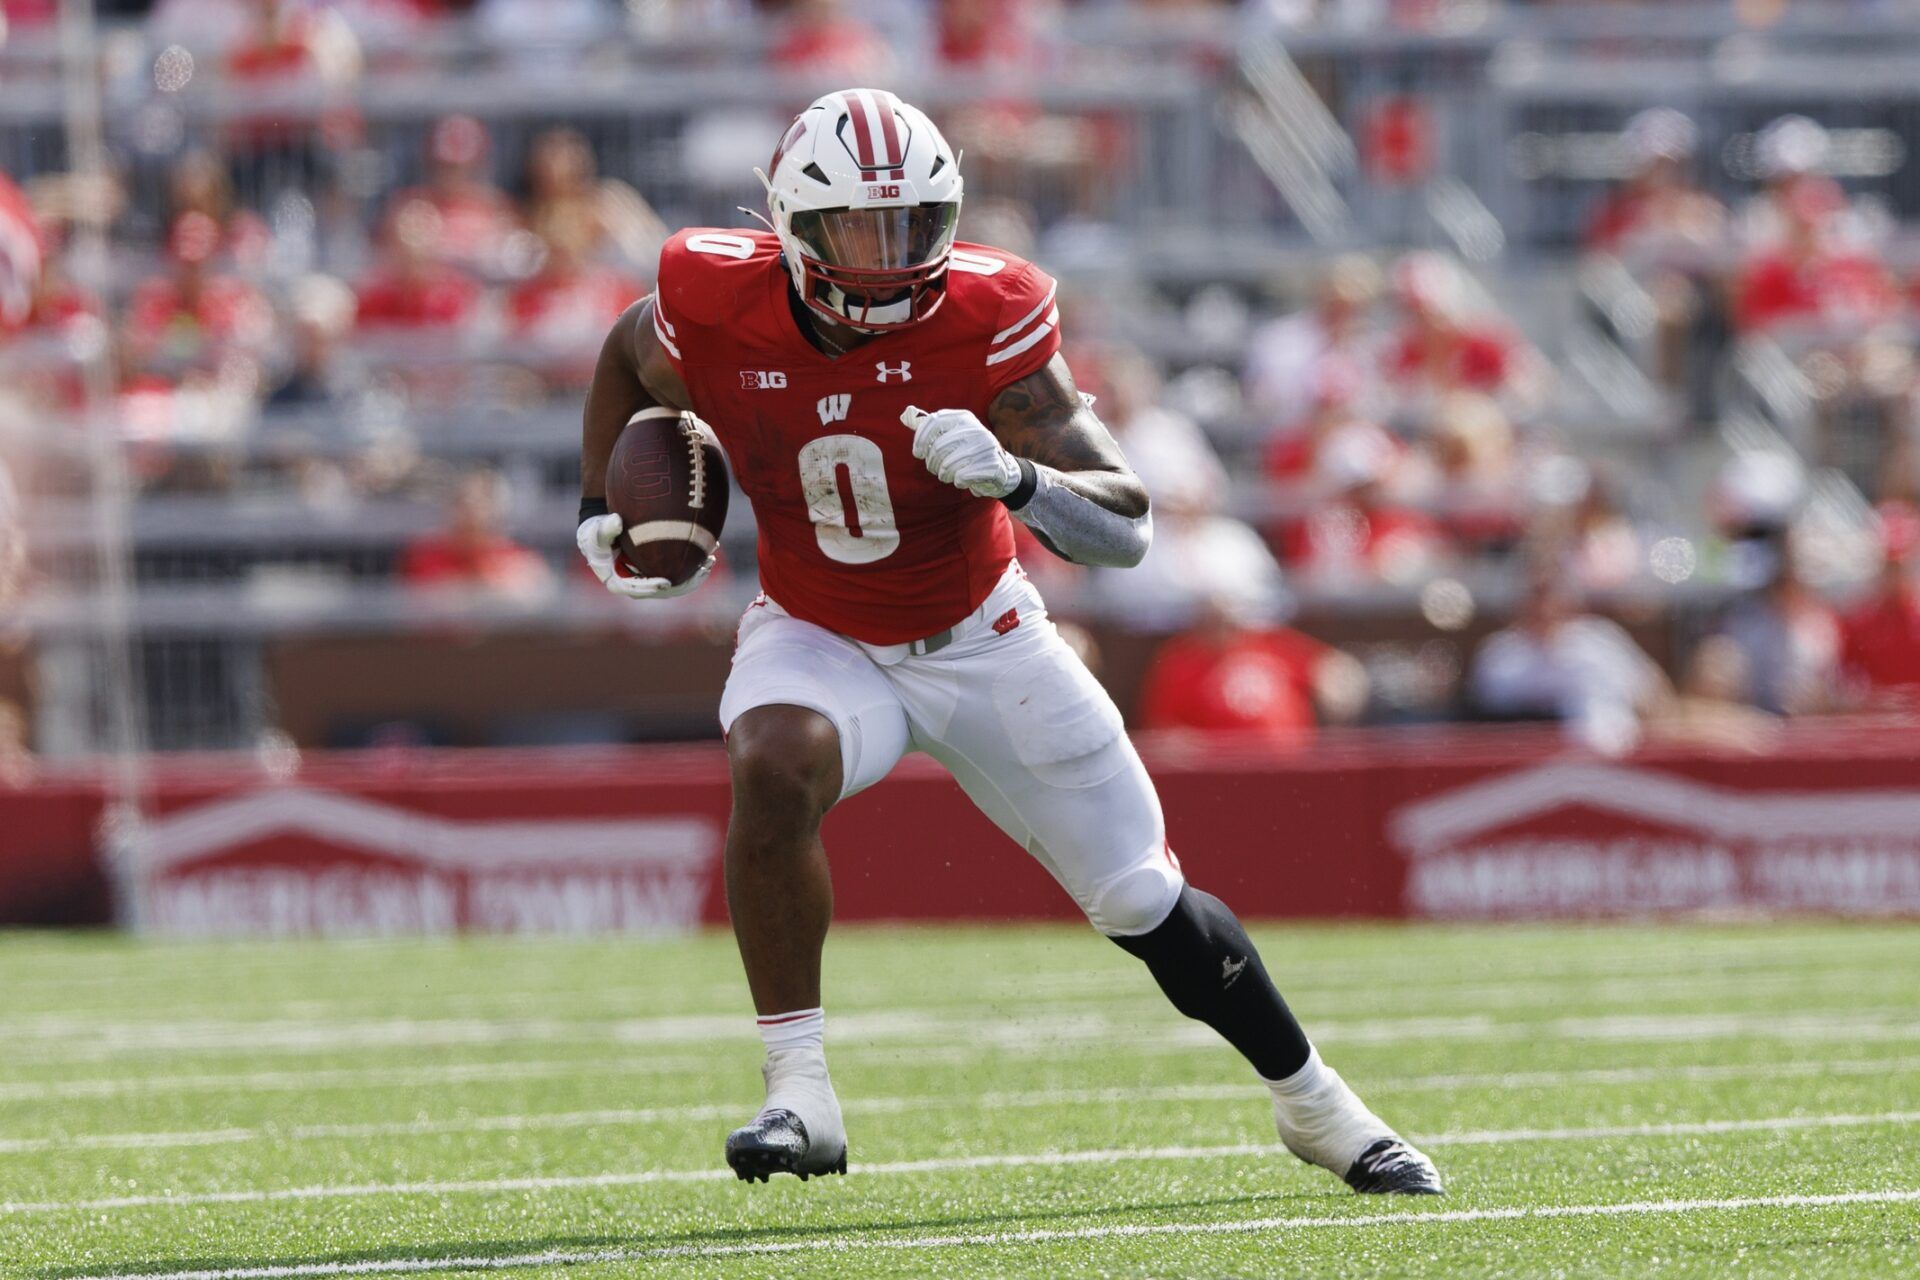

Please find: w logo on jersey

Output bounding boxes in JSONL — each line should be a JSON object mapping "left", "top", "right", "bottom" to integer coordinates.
{"left": 875, "top": 361, "right": 912, "bottom": 384}
{"left": 816, "top": 394, "right": 852, "bottom": 426}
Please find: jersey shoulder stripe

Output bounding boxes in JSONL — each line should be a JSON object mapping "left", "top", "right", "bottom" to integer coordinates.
{"left": 974, "top": 252, "right": 1061, "bottom": 379}
{"left": 985, "top": 307, "right": 1057, "bottom": 367}
{"left": 650, "top": 293, "right": 681, "bottom": 359}
{"left": 991, "top": 281, "right": 1057, "bottom": 345}
{"left": 936, "top": 244, "right": 1062, "bottom": 387}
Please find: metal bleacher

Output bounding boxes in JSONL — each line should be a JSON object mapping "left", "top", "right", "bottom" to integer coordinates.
{"left": 5, "top": 3, "right": 1915, "bottom": 751}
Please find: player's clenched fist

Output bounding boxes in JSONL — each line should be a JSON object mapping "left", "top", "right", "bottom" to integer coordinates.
{"left": 575, "top": 512, "right": 712, "bottom": 600}
{"left": 901, "top": 406, "right": 1022, "bottom": 500}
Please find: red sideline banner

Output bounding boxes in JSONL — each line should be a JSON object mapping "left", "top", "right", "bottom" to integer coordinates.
{"left": 3, "top": 725, "right": 1919, "bottom": 934}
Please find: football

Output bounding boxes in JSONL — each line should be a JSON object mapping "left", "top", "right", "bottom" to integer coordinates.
{"left": 606, "top": 410, "right": 730, "bottom": 585}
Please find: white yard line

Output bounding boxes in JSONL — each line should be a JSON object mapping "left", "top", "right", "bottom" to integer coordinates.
{"left": 0, "top": 1057, "right": 721, "bottom": 1104}
{"left": 8, "top": 1006, "right": 1920, "bottom": 1065}
{"left": 45, "top": 924, "right": 1913, "bottom": 967}
{"left": 60, "top": 1187, "right": 1920, "bottom": 1279}
{"left": 6, "top": 937, "right": 1875, "bottom": 1003}
{"left": 9, "top": 1060, "right": 1920, "bottom": 1156}
{"left": 5, "top": 959, "right": 1913, "bottom": 1043}
{"left": 1424, "top": 1110, "right": 1920, "bottom": 1145}
{"left": 8, "top": 962, "right": 1900, "bottom": 1026}
{"left": 1372, "top": 1053, "right": 1920, "bottom": 1092}
{"left": 0, "top": 1047, "right": 1905, "bottom": 1111}
{"left": 6, "top": 1109, "right": 1916, "bottom": 1216}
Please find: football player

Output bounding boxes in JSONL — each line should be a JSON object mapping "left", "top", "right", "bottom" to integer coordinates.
{"left": 577, "top": 88, "right": 1441, "bottom": 1195}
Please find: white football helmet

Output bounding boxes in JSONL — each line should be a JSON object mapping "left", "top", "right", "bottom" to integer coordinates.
{"left": 758, "top": 88, "right": 963, "bottom": 331}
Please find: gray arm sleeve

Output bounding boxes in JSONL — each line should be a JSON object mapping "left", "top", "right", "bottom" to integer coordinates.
{"left": 1007, "top": 462, "right": 1153, "bottom": 568}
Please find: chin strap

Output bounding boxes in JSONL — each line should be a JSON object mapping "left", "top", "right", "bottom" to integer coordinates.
{"left": 825, "top": 283, "right": 912, "bottom": 329}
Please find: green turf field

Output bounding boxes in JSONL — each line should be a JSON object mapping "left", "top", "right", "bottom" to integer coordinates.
{"left": 2, "top": 923, "right": 1918, "bottom": 1279}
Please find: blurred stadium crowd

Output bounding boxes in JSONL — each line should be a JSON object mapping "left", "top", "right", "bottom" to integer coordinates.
{"left": 4, "top": 0, "right": 1920, "bottom": 759}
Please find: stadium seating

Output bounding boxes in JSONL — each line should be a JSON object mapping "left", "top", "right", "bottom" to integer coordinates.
{"left": 4, "top": 1, "right": 1919, "bottom": 751}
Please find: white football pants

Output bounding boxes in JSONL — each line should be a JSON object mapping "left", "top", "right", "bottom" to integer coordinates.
{"left": 719, "top": 562, "right": 1185, "bottom": 937}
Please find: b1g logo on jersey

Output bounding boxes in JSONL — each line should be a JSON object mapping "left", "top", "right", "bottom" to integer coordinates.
{"left": 865, "top": 184, "right": 901, "bottom": 200}
{"left": 740, "top": 370, "right": 788, "bottom": 390}
{"left": 817, "top": 394, "right": 852, "bottom": 426}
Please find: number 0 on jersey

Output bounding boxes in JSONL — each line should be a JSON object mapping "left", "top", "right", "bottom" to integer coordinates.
{"left": 797, "top": 435, "right": 901, "bottom": 564}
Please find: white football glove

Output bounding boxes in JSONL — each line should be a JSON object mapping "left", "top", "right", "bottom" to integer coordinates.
{"left": 901, "top": 406, "right": 1021, "bottom": 500}
{"left": 575, "top": 513, "right": 713, "bottom": 600}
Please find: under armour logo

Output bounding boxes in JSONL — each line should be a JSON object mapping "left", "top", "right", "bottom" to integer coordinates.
{"left": 1221, "top": 956, "right": 1248, "bottom": 989}
{"left": 817, "top": 394, "right": 851, "bottom": 426}
{"left": 875, "top": 361, "right": 912, "bottom": 383}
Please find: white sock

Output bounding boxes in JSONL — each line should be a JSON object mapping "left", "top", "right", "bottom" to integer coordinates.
{"left": 756, "top": 1007, "right": 825, "bottom": 1055}
{"left": 1260, "top": 1043, "right": 1391, "bottom": 1173}
{"left": 1262, "top": 1044, "right": 1328, "bottom": 1097}
{"left": 752, "top": 1011, "right": 846, "bottom": 1165}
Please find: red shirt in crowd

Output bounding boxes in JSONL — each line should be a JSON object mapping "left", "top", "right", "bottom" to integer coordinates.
{"left": 1584, "top": 187, "right": 1655, "bottom": 254}
{"left": 1841, "top": 590, "right": 1920, "bottom": 696}
{"left": 227, "top": 32, "right": 313, "bottom": 81}
{"left": 937, "top": 0, "right": 1037, "bottom": 69}
{"left": 507, "top": 266, "right": 641, "bottom": 338}
{"left": 0, "top": 0, "right": 55, "bottom": 27}
{"left": 165, "top": 209, "right": 272, "bottom": 271}
{"left": 399, "top": 533, "right": 545, "bottom": 589}
{"left": 1734, "top": 250, "right": 1898, "bottom": 334}
{"left": 1264, "top": 416, "right": 1404, "bottom": 484}
{"left": 1263, "top": 430, "right": 1317, "bottom": 481}
{"left": 1, "top": 281, "right": 94, "bottom": 336}
{"left": 125, "top": 274, "right": 271, "bottom": 356}
{"left": 385, "top": 185, "right": 519, "bottom": 268}
{"left": 355, "top": 263, "right": 479, "bottom": 329}
{"left": 1284, "top": 501, "right": 1447, "bottom": 579}
{"left": 1139, "top": 627, "right": 1329, "bottom": 747}
{"left": 222, "top": 8, "right": 336, "bottom": 149}
{"left": 1386, "top": 326, "right": 1516, "bottom": 394}
{"left": 768, "top": 15, "right": 890, "bottom": 76}
{"left": 1582, "top": 182, "right": 1721, "bottom": 255}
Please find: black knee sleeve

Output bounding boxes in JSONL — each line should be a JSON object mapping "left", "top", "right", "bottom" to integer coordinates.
{"left": 1111, "top": 885, "right": 1311, "bottom": 1081}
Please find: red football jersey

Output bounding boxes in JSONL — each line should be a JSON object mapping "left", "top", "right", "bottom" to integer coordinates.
{"left": 653, "top": 228, "right": 1061, "bottom": 644}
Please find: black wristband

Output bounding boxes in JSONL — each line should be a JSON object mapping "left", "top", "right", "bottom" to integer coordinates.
{"left": 1000, "top": 457, "right": 1039, "bottom": 511}
{"left": 578, "top": 495, "right": 610, "bottom": 525}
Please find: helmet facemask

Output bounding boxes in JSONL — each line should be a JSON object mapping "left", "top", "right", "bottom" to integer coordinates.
{"left": 786, "top": 202, "right": 958, "bottom": 331}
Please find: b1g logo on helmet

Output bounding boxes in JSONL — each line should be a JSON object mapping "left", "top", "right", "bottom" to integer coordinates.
{"left": 740, "top": 370, "right": 788, "bottom": 390}
{"left": 865, "top": 184, "right": 902, "bottom": 200}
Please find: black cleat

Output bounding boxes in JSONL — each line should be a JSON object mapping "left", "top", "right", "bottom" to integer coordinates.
{"left": 1343, "top": 1138, "right": 1445, "bottom": 1195}
{"left": 724, "top": 1108, "right": 848, "bottom": 1183}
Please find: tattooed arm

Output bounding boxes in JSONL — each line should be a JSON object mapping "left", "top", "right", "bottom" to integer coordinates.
{"left": 989, "top": 354, "right": 1148, "bottom": 519}
{"left": 985, "top": 354, "right": 1152, "bottom": 567}
{"left": 902, "top": 352, "right": 1153, "bottom": 566}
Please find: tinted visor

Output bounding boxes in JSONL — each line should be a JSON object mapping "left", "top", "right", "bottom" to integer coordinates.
{"left": 789, "top": 203, "right": 959, "bottom": 275}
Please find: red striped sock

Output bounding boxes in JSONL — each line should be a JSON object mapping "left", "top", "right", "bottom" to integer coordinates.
{"left": 755, "top": 1007, "right": 825, "bottom": 1053}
